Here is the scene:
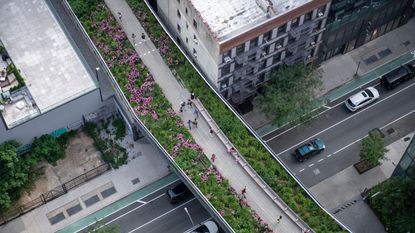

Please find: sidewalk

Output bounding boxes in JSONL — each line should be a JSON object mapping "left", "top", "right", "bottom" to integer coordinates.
{"left": 105, "top": 0, "right": 308, "bottom": 232}
{"left": 309, "top": 132, "right": 414, "bottom": 233}
{"left": 248, "top": 18, "right": 415, "bottom": 135}
{"left": 0, "top": 137, "right": 171, "bottom": 233}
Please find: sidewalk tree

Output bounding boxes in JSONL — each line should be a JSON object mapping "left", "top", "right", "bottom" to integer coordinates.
{"left": 257, "top": 63, "right": 322, "bottom": 126}
{"left": 359, "top": 133, "right": 388, "bottom": 166}
{"left": 31, "top": 134, "right": 65, "bottom": 165}
{"left": 0, "top": 141, "right": 29, "bottom": 209}
{"left": 368, "top": 177, "right": 415, "bottom": 233}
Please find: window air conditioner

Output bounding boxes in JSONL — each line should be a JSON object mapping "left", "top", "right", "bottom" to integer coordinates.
{"left": 224, "top": 56, "right": 232, "bottom": 63}
{"left": 276, "top": 44, "right": 282, "bottom": 49}
{"left": 318, "top": 12, "right": 324, "bottom": 17}
{"left": 310, "top": 41, "right": 315, "bottom": 45}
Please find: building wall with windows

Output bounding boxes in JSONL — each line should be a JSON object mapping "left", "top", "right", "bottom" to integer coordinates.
{"left": 319, "top": 0, "right": 414, "bottom": 62}
{"left": 156, "top": 0, "right": 330, "bottom": 107}
{"left": 393, "top": 136, "right": 415, "bottom": 180}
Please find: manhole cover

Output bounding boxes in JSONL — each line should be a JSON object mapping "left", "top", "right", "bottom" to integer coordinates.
{"left": 404, "top": 137, "right": 411, "bottom": 141}
{"left": 387, "top": 128, "right": 395, "bottom": 135}
{"left": 313, "top": 169, "right": 320, "bottom": 175}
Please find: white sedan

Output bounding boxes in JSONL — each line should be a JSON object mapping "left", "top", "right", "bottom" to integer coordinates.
{"left": 185, "top": 220, "right": 218, "bottom": 233}
{"left": 344, "top": 87, "right": 380, "bottom": 112}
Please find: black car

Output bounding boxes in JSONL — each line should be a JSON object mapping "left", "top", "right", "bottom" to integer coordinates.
{"left": 380, "top": 63, "right": 415, "bottom": 90}
{"left": 166, "top": 183, "right": 191, "bottom": 203}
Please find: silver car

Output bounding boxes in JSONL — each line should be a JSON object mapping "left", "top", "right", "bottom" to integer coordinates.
{"left": 345, "top": 87, "right": 380, "bottom": 112}
{"left": 184, "top": 220, "right": 218, "bottom": 233}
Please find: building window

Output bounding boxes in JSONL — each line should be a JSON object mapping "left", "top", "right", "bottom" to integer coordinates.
{"left": 186, "top": 37, "right": 188, "bottom": 43}
{"left": 193, "top": 48, "right": 197, "bottom": 57}
{"left": 304, "top": 11, "right": 312, "bottom": 22}
{"left": 193, "top": 19, "right": 197, "bottom": 29}
{"left": 177, "top": 9, "right": 181, "bottom": 18}
{"left": 236, "top": 44, "right": 245, "bottom": 55}
{"left": 291, "top": 17, "right": 300, "bottom": 28}
{"left": 258, "top": 73, "right": 265, "bottom": 83}
{"left": 277, "top": 24, "right": 287, "bottom": 35}
{"left": 275, "top": 38, "right": 283, "bottom": 49}
{"left": 177, "top": 0, "right": 180, "bottom": 2}
{"left": 318, "top": 5, "right": 326, "bottom": 16}
{"left": 222, "top": 63, "right": 231, "bottom": 76}
{"left": 263, "top": 30, "right": 272, "bottom": 42}
{"left": 260, "top": 60, "right": 267, "bottom": 69}
{"left": 272, "top": 53, "right": 281, "bottom": 64}
{"left": 250, "top": 37, "right": 258, "bottom": 49}
{"left": 248, "top": 53, "right": 256, "bottom": 61}
{"left": 186, "top": 22, "right": 189, "bottom": 29}
{"left": 185, "top": 7, "right": 188, "bottom": 14}
{"left": 177, "top": 24, "right": 181, "bottom": 32}
{"left": 222, "top": 50, "right": 231, "bottom": 63}
{"left": 246, "top": 67, "right": 254, "bottom": 75}
{"left": 264, "top": 44, "right": 271, "bottom": 54}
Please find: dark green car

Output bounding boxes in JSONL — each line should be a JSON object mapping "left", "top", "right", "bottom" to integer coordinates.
{"left": 294, "top": 138, "right": 325, "bottom": 162}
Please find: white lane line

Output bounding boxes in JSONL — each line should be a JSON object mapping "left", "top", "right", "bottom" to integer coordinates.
{"left": 136, "top": 200, "right": 147, "bottom": 204}
{"left": 333, "top": 137, "right": 365, "bottom": 155}
{"left": 74, "top": 178, "right": 180, "bottom": 233}
{"left": 380, "top": 109, "right": 415, "bottom": 130}
{"left": 273, "top": 81, "right": 415, "bottom": 157}
{"left": 324, "top": 105, "right": 332, "bottom": 110}
{"left": 318, "top": 159, "right": 324, "bottom": 163}
{"left": 299, "top": 168, "right": 305, "bottom": 173}
{"left": 152, "top": 49, "right": 156, "bottom": 52}
{"left": 97, "top": 193, "right": 166, "bottom": 229}
{"left": 327, "top": 154, "right": 332, "bottom": 158}
{"left": 308, "top": 163, "right": 314, "bottom": 167}
{"left": 128, "top": 198, "right": 196, "bottom": 233}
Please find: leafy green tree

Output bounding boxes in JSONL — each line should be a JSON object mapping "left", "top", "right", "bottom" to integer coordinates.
{"left": 0, "top": 141, "right": 29, "bottom": 209}
{"left": 31, "top": 135, "right": 65, "bottom": 165}
{"left": 257, "top": 63, "right": 322, "bottom": 126}
{"left": 368, "top": 177, "right": 415, "bottom": 233}
{"left": 360, "top": 133, "right": 388, "bottom": 166}
{"left": 70, "top": 0, "right": 99, "bottom": 18}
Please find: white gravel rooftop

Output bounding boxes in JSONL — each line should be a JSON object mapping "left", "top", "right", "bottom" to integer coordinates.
{"left": 0, "top": 0, "right": 96, "bottom": 113}
{"left": 191, "top": 0, "right": 312, "bottom": 40}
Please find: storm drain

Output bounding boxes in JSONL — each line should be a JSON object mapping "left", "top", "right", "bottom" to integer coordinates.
{"left": 333, "top": 200, "right": 358, "bottom": 214}
{"left": 131, "top": 177, "right": 140, "bottom": 185}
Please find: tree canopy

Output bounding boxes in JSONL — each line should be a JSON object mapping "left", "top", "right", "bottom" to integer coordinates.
{"left": 257, "top": 63, "right": 322, "bottom": 126}
{"left": 360, "top": 133, "right": 388, "bottom": 166}
{"left": 0, "top": 140, "right": 29, "bottom": 209}
{"left": 31, "top": 134, "right": 65, "bottom": 165}
{"left": 368, "top": 177, "right": 415, "bottom": 233}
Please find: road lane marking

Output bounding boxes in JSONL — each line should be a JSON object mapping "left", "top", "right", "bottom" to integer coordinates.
{"left": 128, "top": 198, "right": 197, "bottom": 233}
{"left": 380, "top": 108, "right": 415, "bottom": 130}
{"left": 318, "top": 159, "right": 324, "bottom": 162}
{"left": 327, "top": 154, "right": 332, "bottom": 158}
{"left": 324, "top": 105, "right": 332, "bottom": 110}
{"left": 272, "top": 81, "right": 415, "bottom": 157}
{"left": 299, "top": 168, "right": 305, "bottom": 173}
{"left": 333, "top": 137, "right": 365, "bottom": 155}
{"left": 308, "top": 163, "right": 314, "bottom": 167}
{"left": 74, "top": 178, "right": 180, "bottom": 233}
{"left": 136, "top": 200, "right": 147, "bottom": 204}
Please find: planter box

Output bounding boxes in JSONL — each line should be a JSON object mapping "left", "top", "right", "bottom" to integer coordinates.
{"left": 354, "top": 160, "right": 377, "bottom": 174}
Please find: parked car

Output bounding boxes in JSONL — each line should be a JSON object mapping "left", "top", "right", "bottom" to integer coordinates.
{"left": 166, "top": 183, "right": 191, "bottom": 204}
{"left": 184, "top": 220, "right": 219, "bottom": 233}
{"left": 344, "top": 87, "right": 379, "bottom": 112}
{"left": 380, "top": 63, "right": 415, "bottom": 90}
{"left": 294, "top": 138, "right": 325, "bottom": 162}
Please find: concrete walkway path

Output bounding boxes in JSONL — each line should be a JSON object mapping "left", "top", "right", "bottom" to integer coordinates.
{"left": 104, "top": 0, "right": 308, "bottom": 232}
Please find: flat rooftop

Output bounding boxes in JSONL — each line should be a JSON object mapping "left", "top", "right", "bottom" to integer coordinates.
{"left": 191, "top": 0, "right": 312, "bottom": 41}
{"left": 0, "top": 0, "right": 96, "bottom": 114}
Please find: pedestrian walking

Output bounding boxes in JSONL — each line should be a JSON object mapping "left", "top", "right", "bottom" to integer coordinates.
{"left": 141, "top": 32, "right": 146, "bottom": 40}
{"left": 187, "top": 99, "right": 193, "bottom": 108}
{"left": 192, "top": 118, "right": 198, "bottom": 128}
{"left": 117, "top": 12, "right": 122, "bottom": 21}
{"left": 209, "top": 126, "right": 214, "bottom": 135}
{"left": 211, "top": 153, "right": 216, "bottom": 162}
{"left": 241, "top": 186, "right": 247, "bottom": 198}
{"left": 187, "top": 119, "right": 192, "bottom": 129}
{"left": 190, "top": 92, "right": 195, "bottom": 100}
{"left": 277, "top": 215, "right": 282, "bottom": 223}
{"left": 193, "top": 108, "right": 199, "bottom": 118}
{"left": 132, "top": 33, "right": 136, "bottom": 45}
{"left": 227, "top": 147, "right": 235, "bottom": 154}
{"left": 180, "top": 101, "right": 186, "bottom": 111}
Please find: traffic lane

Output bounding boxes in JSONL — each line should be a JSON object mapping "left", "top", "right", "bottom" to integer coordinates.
{"left": 131, "top": 199, "right": 211, "bottom": 233}
{"left": 263, "top": 77, "right": 415, "bottom": 145}
{"left": 267, "top": 82, "right": 415, "bottom": 157}
{"left": 280, "top": 109, "right": 415, "bottom": 187}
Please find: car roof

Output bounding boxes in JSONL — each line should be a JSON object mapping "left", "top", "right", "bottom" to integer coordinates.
{"left": 349, "top": 90, "right": 369, "bottom": 105}
{"left": 297, "top": 143, "right": 314, "bottom": 156}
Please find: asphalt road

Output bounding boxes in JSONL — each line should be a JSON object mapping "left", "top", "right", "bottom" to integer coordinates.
{"left": 82, "top": 180, "right": 213, "bottom": 233}
{"left": 264, "top": 78, "right": 415, "bottom": 188}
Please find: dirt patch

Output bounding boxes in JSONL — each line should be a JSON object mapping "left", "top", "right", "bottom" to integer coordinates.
{"left": 18, "top": 130, "right": 104, "bottom": 203}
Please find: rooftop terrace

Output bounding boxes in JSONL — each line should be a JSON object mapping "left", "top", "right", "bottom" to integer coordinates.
{"left": 191, "top": 0, "right": 312, "bottom": 41}
{"left": 0, "top": 0, "right": 96, "bottom": 126}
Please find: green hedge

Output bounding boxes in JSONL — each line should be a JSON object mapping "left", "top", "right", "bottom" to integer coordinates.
{"left": 69, "top": 1, "right": 270, "bottom": 232}
{"left": 127, "top": 1, "right": 346, "bottom": 232}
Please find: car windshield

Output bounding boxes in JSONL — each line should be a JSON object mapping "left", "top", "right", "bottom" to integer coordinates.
{"left": 311, "top": 141, "right": 318, "bottom": 148}
{"left": 365, "top": 89, "right": 374, "bottom": 97}
{"left": 361, "top": 92, "right": 367, "bottom": 98}
{"left": 347, "top": 99, "right": 356, "bottom": 107}
{"left": 191, "top": 225, "right": 209, "bottom": 233}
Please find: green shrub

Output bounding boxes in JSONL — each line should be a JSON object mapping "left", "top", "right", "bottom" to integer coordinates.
{"left": 31, "top": 135, "right": 65, "bottom": 165}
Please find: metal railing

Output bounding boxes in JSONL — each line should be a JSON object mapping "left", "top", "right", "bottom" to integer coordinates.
{"left": 61, "top": 2, "right": 235, "bottom": 233}
{"left": 140, "top": 0, "right": 353, "bottom": 231}
{"left": 0, "top": 163, "right": 110, "bottom": 225}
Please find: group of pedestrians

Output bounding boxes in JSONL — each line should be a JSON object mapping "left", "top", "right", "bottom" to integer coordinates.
{"left": 181, "top": 92, "right": 200, "bottom": 130}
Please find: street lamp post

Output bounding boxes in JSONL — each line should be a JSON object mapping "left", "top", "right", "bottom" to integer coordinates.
{"left": 95, "top": 67, "right": 100, "bottom": 80}
{"left": 184, "top": 207, "right": 195, "bottom": 227}
{"left": 354, "top": 61, "right": 361, "bottom": 78}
